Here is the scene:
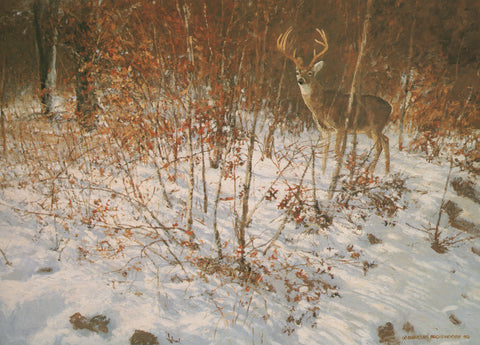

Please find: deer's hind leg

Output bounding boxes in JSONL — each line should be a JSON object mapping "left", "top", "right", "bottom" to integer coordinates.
{"left": 382, "top": 133, "right": 390, "bottom": 174}
{"left": 368, "top": 132, "right": 383, "bottom": 174}
{"left": 334, "top": 129, "right": 346, "bottom": 165}
{"left": 368, "top": 132, "right": 390, "bottom": 175}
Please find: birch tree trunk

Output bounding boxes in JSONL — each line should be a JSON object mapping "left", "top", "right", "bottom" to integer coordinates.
{"left": 186, "top": 119, "right": 195, "bottom": 240}
{"left": 45, "top": 28, "right": 58, "bottom": 115}
{"left": 236, "top": 112, "right": 258, "bottom": 271}
{"left": 178, "top": 0, "right": 196, "bottom": 241}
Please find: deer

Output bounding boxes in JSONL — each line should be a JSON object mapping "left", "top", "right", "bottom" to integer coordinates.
{"left": 277, "top": 27, "right": 391, "bottom": 175}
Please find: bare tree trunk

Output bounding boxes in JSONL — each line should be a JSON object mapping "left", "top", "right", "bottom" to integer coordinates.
{"left": 62, "top": 2, "right": 100, "bottom": 131}
{"left": 33, "top": 0, "right": 59, "bottom": 118}
{"left": 33, "top": 0, "right": 48, "bottom": 114}
{"left": 200, "top": 131, "right": 208, "bottom": 213}
{"left": 438, "top": 38, "right": 464, "bottom": 137}
{"left": 0, "top": 110, "right": 5, "bottom": 157}
{"left": 311, "top": 143, "right": 320, "bottom": 209}
{"left": 236, "top": 112, "right": 258, "bottom": 270}
{"left": 328, "top": 0, "right": 373, "bottom": 199}
{"left": 212, "top": 138, "right": 235, "bottom": 260}
{"left": 456, "top": 87, "right": 473, "bottom": 125}
{"left": 399, "top": 1, "right": 417, "bottom": 151}
{"left": 75, "top": 64, "right": 97, "bottom": 131}
{"left": 45, "top": 28, "right": 58, "bottom": 115}
{"left": 186, "top": 120, "right": 195, "bottom": 239}
{"left": 328, "top": 130, "right": 348, "bottom": 199}
{"left": 212, "top": 166, "right": 224, "bottom": 260}
{"left": 153, "top": 158, "right": 172, "bottom": 208}
{"left": 178, "top": 0, "right": 196, "bottom": 241}
{"left": 265, "top": 58, "right": 287, "bottom": 159}
{"left": 0, "top": 50, "right": 7, "bottom": 156}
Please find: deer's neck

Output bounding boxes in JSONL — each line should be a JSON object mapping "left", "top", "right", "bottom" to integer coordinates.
{"left": 299, "top": 81, "right": 323, "bottom": 114}
{"left": 299, "top": 83, "right": 314, "bottom": 97}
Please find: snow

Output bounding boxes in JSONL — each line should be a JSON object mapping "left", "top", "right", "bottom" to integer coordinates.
{"left": 1, "top": 125, "right": 479, "bottom": 345}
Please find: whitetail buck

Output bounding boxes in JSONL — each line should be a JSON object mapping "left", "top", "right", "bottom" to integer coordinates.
{"left": 277, "top": 27, "right": 391, "bottom": 174}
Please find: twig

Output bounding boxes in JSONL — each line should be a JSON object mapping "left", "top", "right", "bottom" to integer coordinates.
{"left": 433, "top": 157, "right": 454, "bottom": 245}
{"left": 244, "top": 159, "right": 293, "bottom": 227}
{"left": 0, "top": 247, "right": 12, "bottom": 266}
{"left": 262, "top": 152, "right": 313, "bottom": 255}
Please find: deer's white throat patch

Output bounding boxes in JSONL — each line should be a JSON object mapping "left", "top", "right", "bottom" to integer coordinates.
{"left": 298, "top": 84, "right": 312, "bottom": 96}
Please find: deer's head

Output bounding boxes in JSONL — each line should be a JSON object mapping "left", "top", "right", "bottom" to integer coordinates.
{"left": 277, "top": 27, "right": 328, "bottom": 96}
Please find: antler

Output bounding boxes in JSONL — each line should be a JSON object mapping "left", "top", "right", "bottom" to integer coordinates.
{"left": 278, "top": 27, "right": 328, "bottom": 70}
{"left": 307, "top": 28, "right": 328, "bottom": 69}
{"left": 277, "top": 26, "right": 302, "bottom": 68}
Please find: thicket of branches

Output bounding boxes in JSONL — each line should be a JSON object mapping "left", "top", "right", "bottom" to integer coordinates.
{"left": 1, "top": 0, "right": 479, "bottom": 252}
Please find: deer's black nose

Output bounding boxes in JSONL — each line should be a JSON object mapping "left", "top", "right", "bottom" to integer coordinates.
{"left": 298, "top": 78, "right": 305, "bottom": 85}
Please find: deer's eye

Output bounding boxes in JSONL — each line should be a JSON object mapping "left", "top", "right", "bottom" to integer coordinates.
{"left": 308, "top": 71, "right": 313, "bottom": 77}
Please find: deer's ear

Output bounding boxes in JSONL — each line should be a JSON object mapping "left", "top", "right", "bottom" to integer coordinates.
{"left": 313, "top": 61, "right": 324, "bottom": 76}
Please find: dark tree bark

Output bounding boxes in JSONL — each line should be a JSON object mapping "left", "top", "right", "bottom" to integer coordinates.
{"left": 74, "top": 64, "right": 97, "bottom": 131}
{"left": 60, "top": 2, "right": 100, "bottom": 131}
{"left": 33, "top": 0, "right": 58, "bottom": 118}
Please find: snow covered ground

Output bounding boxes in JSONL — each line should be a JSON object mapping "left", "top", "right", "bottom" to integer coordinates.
{"left": 1, "top": 125, "right": 479, "bottom": 345}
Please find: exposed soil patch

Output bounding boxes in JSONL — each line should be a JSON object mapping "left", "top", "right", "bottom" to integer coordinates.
{"left": 69, "top": 312, "right": 110, "bottom": 333}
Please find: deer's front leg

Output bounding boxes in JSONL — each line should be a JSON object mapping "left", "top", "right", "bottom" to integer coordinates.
{"left": 334, "top": 129, "right": 345, "bottom": 161}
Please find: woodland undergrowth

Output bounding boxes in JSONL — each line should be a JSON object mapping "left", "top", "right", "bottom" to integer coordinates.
{"left": 0, "top": 103, "right": 475, "bottom": 333}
